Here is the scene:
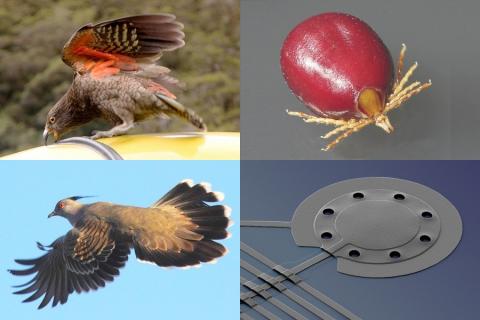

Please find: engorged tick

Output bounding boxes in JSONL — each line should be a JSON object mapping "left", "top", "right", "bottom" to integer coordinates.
{"left": 280, "top": 12, "right": 431, "bottom": 151}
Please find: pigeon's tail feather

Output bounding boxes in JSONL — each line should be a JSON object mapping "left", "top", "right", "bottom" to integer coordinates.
{"left": 134, "top": 180, "right": 231, "bottom": 267}
{"left": 151, "top": 179, "right": 224, "bottom": 210}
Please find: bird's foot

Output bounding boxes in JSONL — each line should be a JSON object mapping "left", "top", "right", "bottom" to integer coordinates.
{"left": 90, "top": 130, "right": 115, "bottom": 140}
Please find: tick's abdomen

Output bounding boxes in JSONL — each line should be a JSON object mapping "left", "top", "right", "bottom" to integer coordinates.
{"left": 281, "top": 13, "right": 394, "bottom": 120}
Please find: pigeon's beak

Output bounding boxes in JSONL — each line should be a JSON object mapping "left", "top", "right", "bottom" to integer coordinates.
{"left": 48, "top": 211, "right": 56, "bottom": 218}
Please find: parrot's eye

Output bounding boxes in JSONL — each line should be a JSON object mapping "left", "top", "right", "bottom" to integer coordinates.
{"left": 49, "top": 116, "right": 55, "bottom": 124}
{"left": 59, "top": 202, "right": 65, "bottom": 209}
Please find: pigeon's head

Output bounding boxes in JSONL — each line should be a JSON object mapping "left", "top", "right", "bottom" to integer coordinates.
{"left": 48, "top": 196, "right": 91, "bottom": 220}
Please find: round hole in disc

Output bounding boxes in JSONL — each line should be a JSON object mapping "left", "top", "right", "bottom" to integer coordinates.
{"left": 349, "top": 250, "right": 360, "bottom": 258}
{"left": 353, "top": 192, "right": 364, "bottom": 199}
{"left": 421, "top": 211, "right": 433, "bottom": 218}
{"left": 321, "top": 232, "right": 332, "bottom": 239}
{"left": 323, "top": 208, "right": 334, "bottom": 215}
{"left": 393, "top": 194, "right": 405, "bottom": 200}
{"left": 420, "top": 235, "right": 431, "bottom": 242}
{"left": 390, "top": 251, "right": 401, "bottom": 258}
{"left": 291, "top": 177, "right": 463, "bottom": 278}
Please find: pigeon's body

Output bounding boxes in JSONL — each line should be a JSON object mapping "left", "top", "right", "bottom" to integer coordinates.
{"left": 43, "top": 14, "right": 206, "bottom": 143}
{"left": 10, "top": 180, "right": 231, "bottom": 309}
{"left": 84, "top": 203, "right": 167, "bottom": 229}
{"left": 81, "top": 202, "right": 203, "bottom": 243}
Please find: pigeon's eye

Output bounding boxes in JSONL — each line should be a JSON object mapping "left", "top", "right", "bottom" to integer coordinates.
{"left": 49, "top": 116, "right": 55, "bottom": 124}
{"left": 59, "top": 202, "right": 65, "bottom": 209}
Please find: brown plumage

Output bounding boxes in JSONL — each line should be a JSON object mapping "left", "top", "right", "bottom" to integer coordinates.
{"left": 43, "top": 14, "right": 206, "bottom": 144}
{"left": 9, "top": 180, "right": 231, "bottom": 309}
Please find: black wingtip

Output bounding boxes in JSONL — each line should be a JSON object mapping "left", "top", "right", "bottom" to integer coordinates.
{"left": 36, "top": 242, "right": 49, "bottom": 251}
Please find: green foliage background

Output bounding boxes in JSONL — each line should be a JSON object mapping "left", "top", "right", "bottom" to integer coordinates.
{"left": 0, "top": 0, "right": 239, "bottom": 154}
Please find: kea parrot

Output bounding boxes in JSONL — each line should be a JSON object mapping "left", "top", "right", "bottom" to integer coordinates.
{"left": 43, "top": 14, "right": 206, "bottom": 144}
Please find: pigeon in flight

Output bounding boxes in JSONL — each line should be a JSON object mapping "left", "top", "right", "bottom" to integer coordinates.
{"left": 43, "top": 14, "right": 206, "bottom": 144}
{"left": 9, "top": 180, "right": 231, "bottom": 309}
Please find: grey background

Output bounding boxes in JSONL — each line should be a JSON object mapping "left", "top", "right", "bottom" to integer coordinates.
{"left": 241, "top": 161, "right": 480, "bottom": 319}
{"left": 241, "top": 0, "right": 480, "bottom": 159}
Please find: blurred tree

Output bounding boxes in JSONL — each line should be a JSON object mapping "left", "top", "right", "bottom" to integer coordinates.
{"left": 0, "top": 0, "right": 239, "bottom": 154}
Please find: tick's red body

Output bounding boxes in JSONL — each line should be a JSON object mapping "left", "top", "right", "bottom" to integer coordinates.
{"left": 280, "top": 12, "right": 394, "bottom": 120}
{"left": 281, "top": 12, "right": 431, "bottom": 151}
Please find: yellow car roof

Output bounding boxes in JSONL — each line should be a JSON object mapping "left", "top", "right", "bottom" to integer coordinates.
{"left": 1, "top": 132, "right": 239, "bottom": 160}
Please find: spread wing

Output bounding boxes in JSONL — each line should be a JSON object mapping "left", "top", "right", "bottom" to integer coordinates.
{"left": 61, "top": 14, "right": 185, "bottom": 77}
{"left": 9, "top": 217, "right": 130, "bottom": 309}
{"left": 133, "top": 180, "right": 231, "bottom": 267}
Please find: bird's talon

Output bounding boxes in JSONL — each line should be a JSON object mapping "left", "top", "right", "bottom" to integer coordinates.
{"left": 91, "top": 130, "right": 116, "bottom": 140}
{"left": 90, "top": 131, "right": 104, "bottom": 140}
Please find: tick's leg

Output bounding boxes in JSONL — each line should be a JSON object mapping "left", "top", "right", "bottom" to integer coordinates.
{"left": 322, "top": 120, "right": 372, "bottom": 151}
{"left": 286, "top": 110, "right": 347, "bottom": 126}
{"left": 321, "top": 119, "right": 359, "bottom": 139}
{"left": 386, "top": 46, "right": 431, "bottom": 113}
{"left": 391, "top": 62, "right": 418, "bottom": 97}
{"left": 394, "top": 44, "right": 407, "bottom": 87}
{"left": 386, "top": 80, "right": 432, "bottom": 113}
{"left": 389, "top": 81, "right": 422, "bottom": 105}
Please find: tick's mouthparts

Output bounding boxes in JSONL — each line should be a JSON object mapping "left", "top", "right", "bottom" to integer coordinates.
{"left": 358, "top": 88, "right": 385, "bottom": 118}
{"left": 375, "top": 115, "right": 394, "bottom": 133}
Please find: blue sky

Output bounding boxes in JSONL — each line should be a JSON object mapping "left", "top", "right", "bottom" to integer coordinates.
{"left": 0, "top": 161, "right": 239, "bottom": 319}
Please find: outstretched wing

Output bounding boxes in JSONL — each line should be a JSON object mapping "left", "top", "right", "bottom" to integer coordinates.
{"left": 133, "top": 180, "right": 230, "bottom": 268}
{"left": 61, "top": 14, "right": 185, "bottom": 77}
{"left": 9, "top": 218, "right": 130, "bottom": 309}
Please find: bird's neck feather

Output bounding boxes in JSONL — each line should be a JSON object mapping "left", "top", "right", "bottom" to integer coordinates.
{"left": 65, "top": 203, "right": 85, "bottom": 226}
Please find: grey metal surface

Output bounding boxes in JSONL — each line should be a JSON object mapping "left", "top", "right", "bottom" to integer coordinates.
{"left": 57, "top": 137, "right": 124, "bottom": 160}
{"left": 241, "top": 0, "right": 480, "bottom": 159}
{"left": 241, "top": 161, "right": 480, "bottom": 319}
{"left": 241, "top": 276, "right": 310, "bottom": 320}
{"left": 291, "top": 177, "right": 462, "bottom": 277}
{"left": 241, "top": 242, "right": 361, "bottom": 320}
{"left": 241, "top": 220, "right": 291, "bottom": 228}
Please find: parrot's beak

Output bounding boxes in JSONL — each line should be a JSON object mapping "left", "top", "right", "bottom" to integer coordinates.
{"left": 43, "top": 128, "right": 49, "bottom": 146}
{"left": 48, "top": 211, "right": 56, "bottom": 218}
{"left": 43, "top": 128, "right": 59, "bottom": 145}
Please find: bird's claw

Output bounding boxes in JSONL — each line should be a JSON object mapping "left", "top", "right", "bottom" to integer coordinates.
{"left": 90, "top": 130, "right": 104, "bottom": 140}
{"left": 90, "top": 130, "right": 114, "bottom": 140}
{"left": 90, "top": 131, "right": 100, "bottom": 140}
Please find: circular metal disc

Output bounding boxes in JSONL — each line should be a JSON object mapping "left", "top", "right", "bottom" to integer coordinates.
{"left": 291, "top": 177, "right": 462, "bottom": 278}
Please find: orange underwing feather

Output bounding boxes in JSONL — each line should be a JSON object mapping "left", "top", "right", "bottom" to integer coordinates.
{"left": 61, "top": 14, "right": 185, "bottom": 81}
{"left": 146, "top": 81, "right": 177, "bottom": 99}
